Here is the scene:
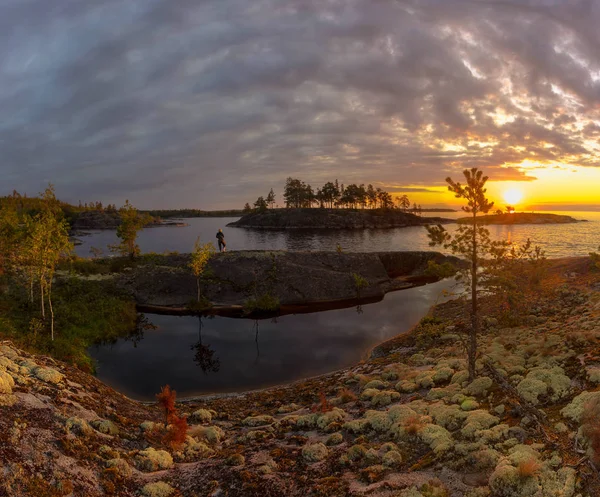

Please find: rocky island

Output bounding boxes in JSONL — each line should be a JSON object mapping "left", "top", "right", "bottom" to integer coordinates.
{"left": 1, "top": 256, "right": 599, "bottom": 496}
{"left": 227, "top": 208, "right": 453, "bottom": 230}
{"left": 457, "top": 213, "right": 579, "bottom": 225}
{"left": 114, "top": 250, "right": 459, "bottom": 315}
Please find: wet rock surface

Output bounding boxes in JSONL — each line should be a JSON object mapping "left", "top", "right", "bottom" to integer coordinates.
{"left": 116, "top": 250, "right": 459, "bottom": 310}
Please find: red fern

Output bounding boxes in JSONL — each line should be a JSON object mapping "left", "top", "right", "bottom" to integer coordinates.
{"left": 156, "top": 384, "right": 177, "bottom": 427}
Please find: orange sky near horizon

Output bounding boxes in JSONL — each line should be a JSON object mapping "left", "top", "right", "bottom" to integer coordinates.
{"left": 393, "top": 163, "right": 600, "bottom": 211}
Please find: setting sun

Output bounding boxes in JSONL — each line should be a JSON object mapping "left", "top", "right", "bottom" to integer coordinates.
{"left": 503, "top": 188, "right": 524, "bottom": 206}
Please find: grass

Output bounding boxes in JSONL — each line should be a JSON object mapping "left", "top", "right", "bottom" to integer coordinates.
{"left": 243, "top": 293, "right": 280, "bottom": 314}
{"left": 0, "top": 275, "right": 138, "bottom": 371}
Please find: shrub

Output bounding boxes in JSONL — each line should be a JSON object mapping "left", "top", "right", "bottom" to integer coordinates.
{"left": 243, "top": 293, "right": 280, "bottom": 314}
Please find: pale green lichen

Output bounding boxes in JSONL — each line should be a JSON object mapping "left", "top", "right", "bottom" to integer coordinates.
{"left": 360, "top": 388, "right": 380, "bottom": 400}
{"left": 191, "top": 425, "right": 224, "bottom": 444}
{"left": 388, "top": 405, "right": 419, "bottom": 424}
{"left": 91, "top": 419, "right": 119, "bottom": 436}
{"left": 326, "top": 432, "right": 343, "bottom": 446}
{"left": 66, "top": 417, "right": 94, "bottom": 437}
{"left": 370, "top": 390, "right": 400, "bottom": 407}
{"left": 347, "top": 444, "right": 367, "bottom": 461}
{"left": 432, "top": 367, "right": 454, "bottom": 384}
{"left": 395, "top": 380, "right": 417, "bottom": 393}
{"left": 587, "top": 368, "right": 600, "bottom": 384}
{"left": 464, "top": 376, "right": 493, "bottom": 397}
{"left": 364, "top": 410, "right": 392, "bottom": 432}
{"left": 363, "top": 379, "right": 388, "bottom": 390}
{"left": 419, "top": 424, "right": 453, "bottom": 454}
{"left": 561, "top": 391, "right": 600, "bottom": 422}
{"left": 189, "top": 408, "right": 212, "bottom": 423}
{"left": 0, "top": 371, "right": 14, "bottom": 394}
{"left": 34, "top": 367, "right": 63, "bottom": 384}
{"left": 460, "top": 399, "right": 480, "bottom": 411}
{"left": 141, "top": 482, "right": 175, "bottom": 497}
{"left": 428, "top": 403, "right": 467, "bottom": 431}
{"left": 517, "top": 367, "right": 571, "bottom": 405}
{"left": 302, "top": 442, "right": 328, "bottom": 462}
{"left": 134, "top": 448, "right": 174, "bottom": 472}
{"left": 242, "top": 415, "right": 274, "bottom": 427}
{"left": 382, "top": 450, "right": 403, "bottom": 468}
{"left": 461, "top": 410, "right": 500, "bottom": 439}
{"left": 315, "top": 408, "right": 346, "bottom": 430}
{"left": 105, "top": 458, "right": 132, "bottom": 478}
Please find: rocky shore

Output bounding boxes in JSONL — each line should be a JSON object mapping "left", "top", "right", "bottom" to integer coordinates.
{"left": 1, "top": 256, "right": 599, "bottom": 496}
{"left": 115, "top": 250, "right": 459, "bottom": 314}
{"left": 227, "top": 208, "right": 453, "bottom": 230}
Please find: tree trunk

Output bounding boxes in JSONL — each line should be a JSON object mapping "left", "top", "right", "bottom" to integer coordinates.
{"left": 469, "top": 210, "right": 478, "bottom": 382}
{"left": 49, "top": 285, "right": 54, "bottom": 341}
{"left": 197, "top": 278, "right": 201, "bottom": 303}
{"left": 40, "top": 277, "right": 45, "bottom": 320}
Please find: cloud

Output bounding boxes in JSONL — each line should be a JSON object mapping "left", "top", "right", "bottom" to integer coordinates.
{"left": 1, "top": 0, "right": 600, "bottom": 207}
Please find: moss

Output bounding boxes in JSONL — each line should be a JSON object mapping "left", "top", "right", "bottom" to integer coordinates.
{"left": 516, "top": 378, "right": 548, "bottom": 405}
{"left": 360, "top": 388, "right": 380, "bottom": 400}
{"left": 396, "top": 380, "right": 417, "bottom": 393}
{"left": 347, "top": 444, "right": 367, "bottom": 462}
{"left": 371, "top": 390, "right": 400, "bottom": 407}
{"left": 134, "top": 448, "right": 174, "bottom": 472}
{"left": 316, "top": 408, "right": 346, "bottom": 430}
{"left": 388, "top": 405, "right": 419, "bottom": 424}
{"left": 242, "top": 415, "right": 274, "bottom": 427}
{"left": 461, "top": 410, "right": 500, "bottom": 439}
{"left": 343, "top": 419, "right": 369, "bottom": 434}
{"left": 34, "top": 366, "right": 64, "bottom": 384}
{"left": 561, "top": 391, "right": 600, "bottom": 422}
{"left": 517, "top": 367, "right": 571, "bottom": 405}
{"left": 450, "top": 371, "right": 469, "bottom": 386}
{"left": 419, "top": 424, "right": 453, "bottom": 454}
{"left": 364, "top": 410, "right": 392, "bottom": 432}
{"left": 65, "top": 417, "right": 94, "bottom": 437}
{"left": 141, "top": 482, "right": 176, "bottom": 497}
{"left": 91, "top": 419, "right": 119, "bottom": 436}
{"left": 363, "top": 379, "right": 388, "bottom": 390}
{"left": 427, "top": 384, "right": 461, "bottom": 401}
{"left": 302, "top": 442, "right": 328, "bottom": 462}
{"left": 432, "top": 367, "right": 454, "bottom": 384}
{"left": 326, "top": 432, "right": 343, "bottom": 446}
{"left": 414, "top": 371, "right": 435, "bottom": 389}
{"left": 225, "top": 453, "right": 245, "bottom": 466}
{"left": 382, "top": 450, "right": 403, "bottom": 468}
{"left": 105, "top": 458, "right": 132, "bottom": 478}
{"left": 460, "top": 399, "right": 480, "bottom": 411}
{"left": 189, "top": 408, "right": 212, "bottom": 423}
{"left": 191, "top": 425, "right": 224, "bottom": 444}
{"left": 0, "top": 371, "right": 14, "bottom": 394}
{"left": 464, "top": 376, "right": 493, "bottom": 397}
{"left": 429, "top": 403, "right": 467, "bottom": 430}
{"left": 381, "top": 370, "right": 399, "bottom": 381}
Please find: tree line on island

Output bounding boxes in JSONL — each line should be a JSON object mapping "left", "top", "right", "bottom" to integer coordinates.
{"left": 245, "top": 178, "right": 424, "bottom": 214}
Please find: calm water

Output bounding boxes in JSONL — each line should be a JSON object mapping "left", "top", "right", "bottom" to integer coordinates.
{"left": 90, "top": 279, "right": 455, "bottom": 400}
{"left": 75, "top": 211, "right": 600, "bottom": 259}
{"left": 85, "top": 211, "right": 599, "bottom": 399}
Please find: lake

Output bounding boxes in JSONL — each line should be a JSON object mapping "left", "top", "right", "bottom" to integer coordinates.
{"left": 90, "top": 278, "right": 455, "bottom": 401}
{"left": 85, "top": 210, "right": 599, "bottom": 399}
{"left": 75, "top": 211, "right": 600, "bottom": 259}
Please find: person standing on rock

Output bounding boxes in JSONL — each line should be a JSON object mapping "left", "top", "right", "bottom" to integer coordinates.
{"left": 216, "top": 229, "right": 226, "bottom": 252}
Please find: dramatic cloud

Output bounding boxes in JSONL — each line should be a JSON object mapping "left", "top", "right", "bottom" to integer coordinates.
{"left": 1, "top": 0, "right": 600, "bottom": 207}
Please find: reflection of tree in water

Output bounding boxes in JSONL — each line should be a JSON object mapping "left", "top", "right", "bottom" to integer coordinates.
{"left": 356, "top": 304, "right": 363, "bottom": 315}
{"left": 254, "top": 319, "right": 261, "bottom": 363}
{"left": 98, "top": 313, "right": 156, "bottom": 348}
{"left": 191, "top": 316, "right": 220, "bottom": 374}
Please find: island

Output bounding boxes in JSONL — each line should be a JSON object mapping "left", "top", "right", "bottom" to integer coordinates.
{"left": 227, "top": 208, "right": 453, "bottom": 230}
{"left": 457, "top": 212, "right": 579, "bottom": 225}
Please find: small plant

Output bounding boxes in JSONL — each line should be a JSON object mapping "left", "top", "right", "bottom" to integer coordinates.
{"left": 311, "top": 391, "right": 333, "bottom": 413}
{"left": 338, "top": 388, "right": 358, "bottom": 404}
{"left": 336, "top": 243, "right": 343, "bottom": 254}
{"left": 403, "top": 415, "right": 424, "bottom": 435}
{"left": 352, "top": 273, "right": 368, "bottom": 298}
{"left": 156, "top": 385, "right": 176, "bottom": 428}
{"left": 244, "top": 293, "right": 280, "bottom": 314}
{"left": 423, "top": 260, "right": 456, "bottom": 279}
{"left": 517, "top": 458, "right": 541, "bottom": 478}
{"left": 155, "top": 384, "right": 188, "bottom": 450}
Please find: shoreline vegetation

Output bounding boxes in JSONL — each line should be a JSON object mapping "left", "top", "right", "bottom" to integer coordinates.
{"left": 2, "top": 173, "right": 600, "bottom": 495}
{"left": 0, "top": 255, "right": 599, "bottom": 495}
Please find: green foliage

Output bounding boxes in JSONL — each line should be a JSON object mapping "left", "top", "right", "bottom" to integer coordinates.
{"left": 110, "top": 200, "right": 150, "bottom": 259}
{"left": 352, "top": 273, "right": 369, "bottom": 299}
{"left": 244, "top": 293, "right": 280, "bottom": 314}
{"left": 0, "top": 276, "right": 138, "bottom": 371}
{"left": 336, "top": 243, "right": 343, "bottom": 254}
{"left": 423, "top": 260, "right": 456, "bottom": 279}
{"left": 190, "top": 238, "right": 216, "bottom": 302}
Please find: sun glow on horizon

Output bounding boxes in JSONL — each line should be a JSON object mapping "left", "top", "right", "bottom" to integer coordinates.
{"left": 503, "top": 188, "right": 524, "bottom": 206}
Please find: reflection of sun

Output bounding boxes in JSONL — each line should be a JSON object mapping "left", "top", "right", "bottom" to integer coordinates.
{"left": 503, "top": 188, "right": 523, "bottom": 205}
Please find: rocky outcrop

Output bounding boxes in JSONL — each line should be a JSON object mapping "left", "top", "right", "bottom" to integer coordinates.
{"left": 115, "top": 251, "right": 459, "bottom": 313}
{"left": 71, "top": 210, "right": 121, "bottom": 229}
{"left": 457, "top": 212, "right": 579, "bottom": 225}
{"left": 227, "top": 208, "right": 453, "bottom": 229}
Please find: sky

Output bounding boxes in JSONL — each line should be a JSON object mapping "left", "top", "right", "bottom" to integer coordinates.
{"left": 2, "top": 0, "right": 600, "bottom": 210}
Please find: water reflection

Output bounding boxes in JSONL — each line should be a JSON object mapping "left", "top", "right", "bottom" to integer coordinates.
{"left": 190, "top": 317, "right": 220, "bottom": 374}
{"left": 89, "top": 278, "right": 455, "bottom": 400}
{"left": 75, "top": 212, "right": 600, "bottom": 259}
